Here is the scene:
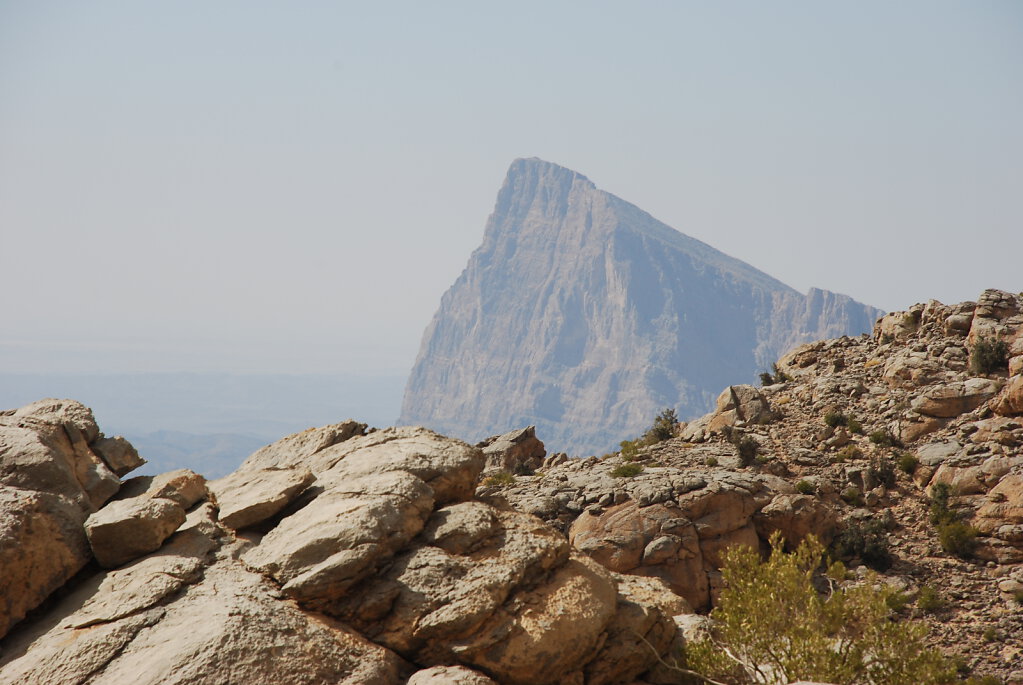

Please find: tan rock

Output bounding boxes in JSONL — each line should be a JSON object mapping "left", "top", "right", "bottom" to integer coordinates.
{"left": 754, "top": 493, "right": 839, "bottom": 548}
{"left": 0, "top": 554, "right": 406, "bottom": 685}
{"left": 476, "top": 425, "right": 546, "bottom": 474}
{"left": 911, "top": 378, "right": 1002, "bottom": 418}
{"left": 119, "top": 469, "right": 208, "bottom": 509}
{"left": 570, "top": 501, "right": 708, "bottom": 610}
{"left": 706, "top": 385, "right": 777, "bottom": 433}
{"left": 407, "top": 666, "right": 497, "bottom": 685}
{"left": 209, "top": 466, "right": 314, "bottom": 530}
{"left": 991, "top": 375, "right": 1023, "bottom": 416}
{"left": 85, "top": 496, "right": 187, "bottom": 568}
{"left": 242, "top": 469, "right": 435, "bottom": 606}
{"left": 90, "top": 435, "right": 146, "bottom": 477}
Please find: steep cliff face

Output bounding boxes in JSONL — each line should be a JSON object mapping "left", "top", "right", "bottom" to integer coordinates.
{"left": 400, "top": 158, "right": 883, "bottom": 454}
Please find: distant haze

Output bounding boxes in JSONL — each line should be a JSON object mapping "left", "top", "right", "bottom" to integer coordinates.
{"left": 2, "top": 1, "right": 1021, "bottom": 382}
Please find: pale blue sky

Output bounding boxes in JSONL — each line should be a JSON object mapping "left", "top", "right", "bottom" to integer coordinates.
{"left": 2, "top": 1, "right": 1021, "bottom": 375}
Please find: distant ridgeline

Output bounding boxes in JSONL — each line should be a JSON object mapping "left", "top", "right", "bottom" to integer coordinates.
{"left": 399, "top": 158, "right": 883, "bottom": 455}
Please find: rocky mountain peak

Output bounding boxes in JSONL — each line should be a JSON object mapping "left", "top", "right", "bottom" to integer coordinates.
{"left": 400, "top": 159, "right": 883, "bottom": 454}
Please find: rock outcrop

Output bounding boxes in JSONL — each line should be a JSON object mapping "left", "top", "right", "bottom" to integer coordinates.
{"left": 400, "top": 158, "right": 882, "bottom": 454}
{"left": 0, "top": 407, "right": 695, "bottom": 685}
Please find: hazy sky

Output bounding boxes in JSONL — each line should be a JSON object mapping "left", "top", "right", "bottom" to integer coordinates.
{"left": 3, "top": 1, "right": 1021, "bottom": 376}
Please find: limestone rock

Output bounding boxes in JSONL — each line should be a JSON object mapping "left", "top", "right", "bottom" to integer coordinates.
{"left": 399, "top": 158, "right": 881, "bottom": 455}
{"left": 209, "top": 466, "right": 314, "bottom": 530}
{"left": 119, "top": 469, "right": 208, "bottom": 508}
{"left": 911, "top": 378, "right": 1002, "bottom": 418}
{"left": 407, "top": 666, "right": 497, "bottom": 685}
{"left": 476, "top": 425, "right": 546, "bottom": 474}
{"left": 91, "top": 435, "right": 146, "bottom": 477}
{"left": 991, "top": 375, "right": 1023, "bottom": 416}
{"left": 85, "top": 496, "right": 187, "bottom": 568}
{"left": 0, "top": 399, "right": 139, "bottom": 638}
{"left": 570, "top": 500, "right": 708, "bottom": 610}
{"left": 754, "top": 493, "right": 839, "bottom": 548}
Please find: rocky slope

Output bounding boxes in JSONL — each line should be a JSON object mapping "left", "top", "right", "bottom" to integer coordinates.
{"left": 3, "top": 287, "right": 1020, "bottom": 684}
{"left": 483, "top": 287, "right": 1023, "bottom": 682}
{"left": 400, "top": 158, "right": 882, "bottom": 455}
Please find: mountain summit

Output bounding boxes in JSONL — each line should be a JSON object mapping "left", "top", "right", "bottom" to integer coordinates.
{"left": 400, "top": 158, "right": 883, "bottom": 453}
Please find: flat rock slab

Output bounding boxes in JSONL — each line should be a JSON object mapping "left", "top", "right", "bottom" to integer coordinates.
{"left": 210, "top": 466, "right": 313, "bottom": 530}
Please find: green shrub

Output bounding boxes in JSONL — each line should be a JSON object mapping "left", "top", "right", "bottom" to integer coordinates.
{"left": 970, "top": 337, "right": 1009, "bottom": 374}
{"left": 938, "top": 521, "right": 978, "bottom": 558}
{"left": 759, "top": 363, "right": 792, "bottom": 386}
{"left": 837, "top": 445, "right": 863, "bottom": 460}
{"left": 847, "top": 417, "right": 864, "bottom": 435}
{"left": 869, "top": 429, "right": 900, "bottom": 447}
{"left": 619, "top": 439, "right": 640, "bottom": 460}
{"left": 982, "top": 627, "right": 1001, "bottom": 642}
{"left": 869, "top": 457, "right": 897, "bottom": 489}
{"left": 735, "top": 435, "right": 759, "bottom": 466}
{"left": 481, "top": 471, "right": 516, "bottom": 487}
{"left": 705, "top": 456, "right": 719, "bottom": 467}
{"left": 795, "top": 480, "right": 816, "bottom": 495}
{"left": 917, "top": 585, "right": 946, "bottom": 613}
{"left": 684, "top": 534, "right": 952, "bottom": 685}
{"left": 611, "top": 463, "right": 644, "bottom": 478}
{"left": 897, "top": 453, "right": 919, "bottom": 474}
{"left": 831, "top": 519, "right": 892, "bottom": 572}
{"left": 841, "top": 486, "right": 865, "bottom": 507}
{"left": 929, "top": 482, "right": 957, "bottom": 526}
{"left": 643, "top": 408, "right": 678, "bottom": 444}
{"left": 824, "top": 411, "right": 848, "bottom": 428}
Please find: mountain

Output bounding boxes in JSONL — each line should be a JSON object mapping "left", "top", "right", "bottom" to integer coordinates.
{"left": 399, "top": 158, "right": 883, "bottom": 454}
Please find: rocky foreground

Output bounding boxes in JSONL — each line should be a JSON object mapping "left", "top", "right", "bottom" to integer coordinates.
{"left": 1, "top": 288, "right": 1022, "bottom": 684}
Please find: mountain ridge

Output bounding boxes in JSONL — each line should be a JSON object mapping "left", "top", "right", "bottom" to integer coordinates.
{"left": 400, "top": 158, "right": 883, "bottom": 453}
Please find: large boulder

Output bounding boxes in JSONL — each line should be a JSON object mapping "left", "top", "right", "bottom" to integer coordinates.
{"left": 476, "top": 425, "right": 546, "bottom": 475}
{"left": 911, "top": 378, "right": 1002, "bottom": 418}
{"left": 0, "top": 399, "right": 143, "bottom": 638}
{"left": 991, "top": 375, "right": 1023, "bottom": 417}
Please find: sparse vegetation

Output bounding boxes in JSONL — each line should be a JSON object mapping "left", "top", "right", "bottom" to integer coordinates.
{"left": 970, "top": 337, "right": 1009, "bottom": 375}
{"left": 897, "top": 453, "right": 919, "bottom": 474}
{"left": 734, "top": 434, "right": 759, "bottom": 467}
{"left": 795, "top": 480, "right": 815, "bottom": 495}
{"left": 837, "top": 444, "right": 863, "bottom": 460}
{"left": 841, "top": 486, "right": 865, "bottom": 507}
{"left": 847, "top": 417, "right": 864, "bottom": 434}
{"left": 830, "top": 519, "right": 892, "bottom": 572}
{"left": 610, "top": 463, "right": 644, "bottom": 478}
{"left": 759, "top": 363, "right": 792, "bottom": 386}
{"left": 868, "top": 456, "right": 897, "bottom": 489}
{"left": 481, "top": 471, "right": 516, "bottom": 487}
{"left": 869, "top": 429, "right": 898, "bottom": 447}
{"left": 824, "top": 410, "right": 848, "bottom": 428}
{"left": 929, "top": 482, "right": 980, "bottom": 558}
{"left": 643, "top": 407, "right": 678, "bottom": 444}
{"left": 684, "top": 533, "right": 952, "bottom": 685}
{"left": 705, "top": 456, "right": 719, "bottom": 467}
{"left": 917, "top": 585, "right": 947, "bottom": 613}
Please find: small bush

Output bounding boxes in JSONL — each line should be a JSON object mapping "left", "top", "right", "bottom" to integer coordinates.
{"left": 897, "top": 453, "right": 919, "bottom": 474}
{"left": 704, "top": 456, "right": 719, "bottom": 467}
{"left": 759, "top": 363, "right": 792, "bottom": 385}
{"left": 929, "top": 482, "right": 956, "bottom": 525}
{"left": 938, "top": 521, "right": 978, "bottom": 558}
{"left": 847, "top": 417, "right": 864, "bottom": 434}
{"left": 643, "top": 408, "right": 678, "bottom": 444}
{"left": 868, "top": 457, "right": 897, "bottom": 489}
{"left": 831, "top": 519, "right": 892, "bottom": 572}
{"left": 869, "top": 429, "right": 899, "bottom": 447}
{"left": 970, "top": 337, "right": 1009, "bottom": 375}
{"left": 735, "top": 435, "right": 759, "bottom": 466}
{"left": 824, "top": 411, "right": 848, "bottom": 428}
{"left": 611, "top": 463, "right": 644, "bottom": 478}
{"left": 481, "top": 471, "right": 516, "bottom": 488}
{"left": 795, "top": 480, "right": 816, "bottom": 495}
{"left": 917, "top": 585, "right": 946, "bottom": 612}
{"left": 619, "top": 439, "right": 640, "bottom": 460}
{"left": 837, "top": 445, "right": 863, "bottom": 460}
{"left": 841, "top": 486, "right": 865, "bottom": 507}
{"left": 982, "top": 627, "right": 1001, "bottom": 642}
